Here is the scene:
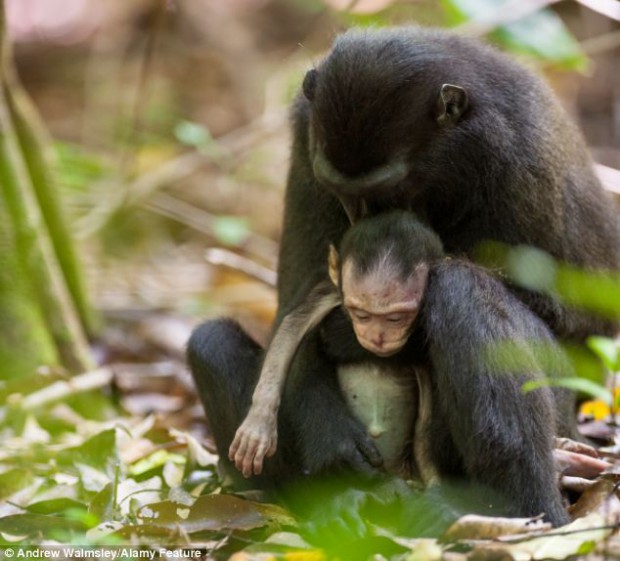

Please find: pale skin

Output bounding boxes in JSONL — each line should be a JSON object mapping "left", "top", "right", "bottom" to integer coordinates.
{"left": 228, "top": 245, "right": 426, "bottom": 477}
{"left": 228, "top": 280, "right": 341, "bottom": 478}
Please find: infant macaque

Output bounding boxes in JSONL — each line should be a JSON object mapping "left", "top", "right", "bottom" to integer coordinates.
{"left": 229, "top": 211, "right": 438, "bottom": 479}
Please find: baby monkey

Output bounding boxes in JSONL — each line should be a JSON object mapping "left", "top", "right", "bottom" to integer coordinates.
{"left": 229, "top": 211, "right": 441, "bottom": 478}
{"left": 224, "top": 211, "right": 571, "bottom": 525}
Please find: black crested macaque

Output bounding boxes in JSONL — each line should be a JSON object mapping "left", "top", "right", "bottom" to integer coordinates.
{"left": 194, "top": 211, "right": 571, "bottom": 526}
{"left": 189, "top": 26, "right": 619, "bottom": 526}
{"left": 275, "top": 27, "right": 619, "bottom": 476}
{"left": 291, "top": 27, "right": 620, "bottom": 342}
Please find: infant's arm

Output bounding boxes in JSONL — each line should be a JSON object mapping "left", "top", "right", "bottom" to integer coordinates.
{"left": 229, "top": 281, "right": 340, "bottom": 477}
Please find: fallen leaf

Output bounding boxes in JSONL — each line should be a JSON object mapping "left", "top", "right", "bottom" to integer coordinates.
{"left": 137, "top": 494, "right": 295, "bottom": 534}
{"left": 472, "top": 513, "right": 612, "bottom": 560}
{"left": 444, "top": 514, "right": 550, "bottom": 541}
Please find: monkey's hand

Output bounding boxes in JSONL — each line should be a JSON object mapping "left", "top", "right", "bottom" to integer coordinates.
{"left": 301, "top": 410, "right": 384, "bottom": 476}
{"left": 229, "top": 405, "right": 278, "bottom": 478}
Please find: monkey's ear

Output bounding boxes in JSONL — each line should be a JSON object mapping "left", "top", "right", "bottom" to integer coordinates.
{"left": 303, "top": 69, "right": 318, "bottom": 101}
{"left": 435, "top": 84, "right": 468, "bottom": 127}
{"left": 328, "top": 244, "right": 340, "bottom": 287}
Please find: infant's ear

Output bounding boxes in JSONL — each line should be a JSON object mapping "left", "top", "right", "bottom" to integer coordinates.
{"left": 328, "top": 245, "right": 340, "bottom": 287}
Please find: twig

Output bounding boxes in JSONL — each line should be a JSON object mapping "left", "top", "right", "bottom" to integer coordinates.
{"left": 205, "top": 248, "right": 277, "bottom": 287}
{"left": 75, "top": 109, "right": 287, "bottom": 240}
{"left": 12, "top": 368, "right": 114, "bottom": 411}
{"left": 146, "top": 192, "right": 278, "bottom": 264}
{"left": 575, "top": 0, "right": 620, "bottom": 22}
{"left": 581, "top": 29, "right": 620, "bottom": 55}
{"left": 596, "top": 164, "right": 620, "bottom": 196}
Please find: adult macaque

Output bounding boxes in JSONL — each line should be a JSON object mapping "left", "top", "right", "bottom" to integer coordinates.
{"left": 189, "top": 26, "right": 619, "bottom": 529}
{"left": 275, "top": 26, "right": 619, "bottom": 477}
{"left": 198, "top": 211, "right": 571, "bottom": 525}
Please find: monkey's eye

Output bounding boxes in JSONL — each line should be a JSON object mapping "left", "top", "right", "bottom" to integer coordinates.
{"left": 352, "top": 310, "right": 371, "bottom": 322}
{"left": 386, "top": 314, "right": 406, "bottom": 324}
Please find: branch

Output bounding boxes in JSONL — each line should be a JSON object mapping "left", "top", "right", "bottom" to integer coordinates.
{"left": 13, "top": 368, "right": 114, "bottom": 411}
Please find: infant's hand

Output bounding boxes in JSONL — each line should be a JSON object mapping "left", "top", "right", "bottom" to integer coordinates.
{"left": 228, "top": 408, "right": 278, "bottom": 478}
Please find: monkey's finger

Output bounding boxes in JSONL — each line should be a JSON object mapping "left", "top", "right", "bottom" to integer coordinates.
{"left": 241, "top": 439, "right": 261, "bottom": 478}
{"left": 348, "top": 449, "right": 381, "bottom": 476}
{"left": 228, "top": 432, "right": 243, "bottom": 460}
{"left": 252, "top": 444, "right": 269, "bottom": 475}
{"left": 233, "top": 438, "right": 251, "bottom": 472}
{"left": 356, "top": 436, "right": 384, "bottom": 468}
{"left": 266, "top": 439, "right": 277, "bottom": 458}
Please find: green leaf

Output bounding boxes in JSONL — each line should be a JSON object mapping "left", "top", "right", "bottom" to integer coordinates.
{"left": 88, "top": 483, "right": 116, "bottom": 522}
{"left": 137, "top": 494, "right": 295, "bottom": 534}
{"left": 522, "top": 377, "right": 612, "bottom": 404}
{"left": 26, "top": 498, "right": 87, "bottom": 516}
{"left": 587, "top": 336, "right": 620, "bottom": 372}
{"left": 129, "top": 450, "right": 185, "bottom": 477}
{"left": 54, "top": 142, "right": 108, "bottom": 194}
{"left": 57, "top": 429, "right": 118, "bottom": 477}
{"left": 0, "top": 514, "right": 86, "bottom": 539}
{"left": 174, "top": 121, "right": 212, "bottom": 148}
{"left": 494, "top": 11, "right": 587, "bottom": 71}
{"left": 213, "top": 216, "right": 250, "bottom": 246}
{"left": 441, "top": 0, "right": 587, "bottom": 70}
{"left": 0, "top": 470, "right": 34, "bottom": 501}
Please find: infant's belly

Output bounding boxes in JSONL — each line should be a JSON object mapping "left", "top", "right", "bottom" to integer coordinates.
{"left": 338, "top": 363, "right": 417, "bottom": 476}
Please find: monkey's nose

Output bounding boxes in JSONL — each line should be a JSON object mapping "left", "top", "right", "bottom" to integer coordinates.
{"left": 370, "top": 334, "right": 384, "bottom": 347}
{"left": 368, "top": 423, "right": 385, "bottom": 438}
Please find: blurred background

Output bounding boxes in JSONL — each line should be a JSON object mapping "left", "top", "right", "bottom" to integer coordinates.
{"left": 2, "top": 0, "right": 620, "bottom": 421}
{"left": 4, "top": 0, "right": 620, "bottom": 352}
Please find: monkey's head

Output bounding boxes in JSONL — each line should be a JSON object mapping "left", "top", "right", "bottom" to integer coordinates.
{"left": 303, "top": 28, "right": 469, "bottom": 223}
{"left": 329, "top": 211, "right": 444, "bottom": 357}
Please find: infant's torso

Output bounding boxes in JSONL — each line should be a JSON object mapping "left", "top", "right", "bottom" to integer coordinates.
{"left": 337, "top": 363, "right": 417, "bottom": 477}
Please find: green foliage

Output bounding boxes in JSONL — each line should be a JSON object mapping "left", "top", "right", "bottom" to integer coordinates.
{"left": 441, "top": 0, "right": 587, "bottom": 70}
{"left": 476, "top": 241, "right": 620, "bottom": 321}
{"left": 213, "top": 216, "right": 251, "bottom": 246}
{"left": 316, "top": 0, "right": 588, "bottom": 69}
{"left": 174, "top": 120, "right": 226, "bottom": 159}
{"left": 0, "top": 369, "right": 298, "bottom": 548}
{"left": 474, "top": 242, "right": 619, "bottom": 401}
{"left": 55, "top": 142, "right": 108, "bottom": 195}
{"left": 174, "top": 120, "right": 212, "bottom": 149}
{"left": 522, "top": 376, "right": 612, "bottom": 404}
{"left": 588, "top": 336, "right": 620, "bottom": 372}
{"left": 484, "top": 339, "right": 612, "bottom": 402}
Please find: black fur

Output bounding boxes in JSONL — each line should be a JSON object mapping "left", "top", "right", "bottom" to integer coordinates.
{"left": 339, "top": 210, "right": 444, "bottom": 280}
{"left": 189, "top": 211, "right": 572, "bottom": 525}
{"left": 423, "top": 259, "right": 568, "bottom": 524}
{"left": 271, "top": 25, "right": 617, "bottom": 488}
{"left": 292, "top": 26, "right": 620, "bottom": 338}
{"left": 188, "top": 26, "right": 619, "bottom": 529}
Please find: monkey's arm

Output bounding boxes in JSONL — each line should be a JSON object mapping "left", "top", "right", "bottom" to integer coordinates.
{"left": 424, "top": 261, "right": 569, "bottom": 526}
{"left": 229, "top": 281, "right": 340, "bottom": 477}
{"left": 274, "top": 102, "right": 383, "bottom": 475}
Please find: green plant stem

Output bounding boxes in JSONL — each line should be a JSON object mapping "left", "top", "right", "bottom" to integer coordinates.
{"left": 0, "top": 0, "right": 94, "bottom": 373}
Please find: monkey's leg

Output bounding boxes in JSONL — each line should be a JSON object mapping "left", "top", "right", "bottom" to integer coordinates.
{"left": 187, "top": 318, "right": 297, "bottom": 489}
{"left": 413, "top": 367, "right": 440, "bottom": 486}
